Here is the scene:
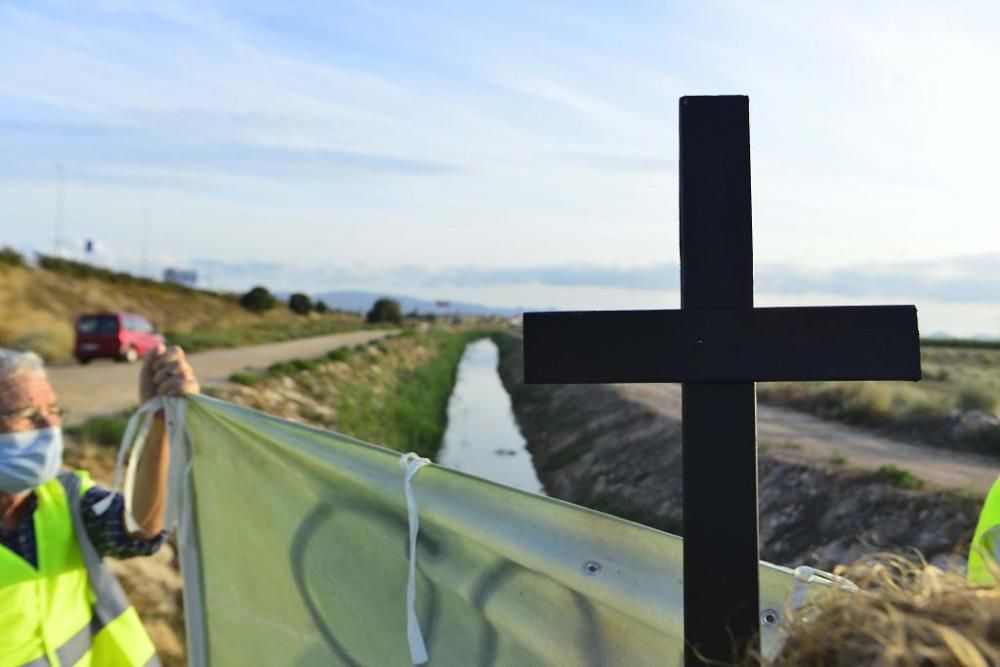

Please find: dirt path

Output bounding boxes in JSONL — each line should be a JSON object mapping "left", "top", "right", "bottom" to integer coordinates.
{"left": 615, "top": 383, "right": 998, "bottom": 494}
{"left": 48, "top": 329, "right": 396, "bottom": 424}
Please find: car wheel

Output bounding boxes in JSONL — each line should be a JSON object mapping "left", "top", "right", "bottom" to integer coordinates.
{"left": 120, "top": 347, "right": 139, "bottom": 363}
{"left": 78, "top": 357, "right": 91, "bottom": 365}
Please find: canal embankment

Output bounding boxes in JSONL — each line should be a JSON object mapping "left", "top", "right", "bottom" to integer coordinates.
{"left": 492, "top": 333, "right": 983, "bottom": 571}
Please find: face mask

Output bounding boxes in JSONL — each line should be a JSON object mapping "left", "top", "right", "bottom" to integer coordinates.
{"left": 0, "top": 426, "right": 64, "bottom": 494}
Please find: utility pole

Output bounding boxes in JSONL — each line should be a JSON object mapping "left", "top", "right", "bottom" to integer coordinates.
{"left": 141, "top": 208, "right": 150, "bottom": 278}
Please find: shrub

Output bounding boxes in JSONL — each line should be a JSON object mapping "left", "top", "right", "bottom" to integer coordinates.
{"left": 288, "top": 293, "right": 312, "bottom": 315}
{"left": 239, "top": 286, "right": 277, "bottom": 313}
{"left": 229, "top": 372, "right": 260, "bottom": 386}
{"left": 65, "top": 413, "right": 131, "bottom": 447}
{"left": 314, "top": 300, "right": 330, "bottom": 314}
{"left": 0, "top": 246, "right": 25, "bottom": 267}
{"left": 267, "top": 358, "right": 318, "bottom": 376}
{"left": 366, "top": 297, "right": 403, "bottom": 324}
{"left": 877, "top": 464, "right": 924, "bottom": 489}
{"left": 326, "top": 347, "right": 351, "bottom": 362}
{"left": 957, "top": 386, "right": 998, "bottom": 414}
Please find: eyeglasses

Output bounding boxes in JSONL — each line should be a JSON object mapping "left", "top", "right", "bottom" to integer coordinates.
{"left": 0, "top": 404, "right": 68, "bottom": 428}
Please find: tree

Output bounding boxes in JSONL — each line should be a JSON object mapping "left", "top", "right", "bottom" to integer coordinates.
{"left": 288, "top": 292, "right": 313, "bottom": 315}
{"left": 239, "top": 285, "right": 277, "bottom": 313}
{"left": 366, "top": 297, "right": 402, "bottom": 324}
{"left": 314, "top": 300, "right": 330, "bottom": 314}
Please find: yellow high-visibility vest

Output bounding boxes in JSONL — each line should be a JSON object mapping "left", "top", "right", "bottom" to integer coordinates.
{"left": 0, "top": 471, "right": 158, "bottom": 666}
{"left": 969, "top": 474, "right": 1000, "bottom": 586}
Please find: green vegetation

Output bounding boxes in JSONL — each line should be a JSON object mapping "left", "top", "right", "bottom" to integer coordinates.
{"left": 922, "top": 337, "right": 1000, "bottom": 350}
{"left": 0, "top": 247, "right": 25, "bottom": 267}
{"left": 288, "top": 292, "right": 313, "bottom": 315}
{"left": 228, "top": 346, "right": 355, "bottom": 385}
{"left": 758, "top": 381, "right": 949, "bottom": 426}
{"left": 166, "top": 317, "right": 365, "bottom": 354}
{"left": 267, "top": 358, "right": 319, "bottom": 375}
{"left": 239, "top": 285, "right": 278, "bottom": 312}
{"left": 957, "top": 386, "right": 998, "bottom": 413}
{"left": 229, "top": 372, "right": 260, "bottom": 387}
{"left": 830, "top": 452, "right": 848, "bottom": 466}
{"left": 757, "top": 342, "right": 1000, "bottom": 457}
{"left": 217, "top": 330, "right": 495, "bottom": 459}
{"left": 876, "top": 464, "right": 924, "bottom": 489}
{"left": 336, "top": 330, "right": 484, "bottom": 458}
{"left": 366, "top": 297, "right": 403, "bottom": 325}
{"left": 325, "top": 347, "right": 352, "bottom": 362}
{"left": 314, "top": 300, "right": 330, "bottom": 314}
{"left": 65, "top": 410, "right": 133, "bottom": 447}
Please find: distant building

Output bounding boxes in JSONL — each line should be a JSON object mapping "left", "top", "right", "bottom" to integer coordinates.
{"left": 164, "top": 268, "right": 198, "bottom": 287}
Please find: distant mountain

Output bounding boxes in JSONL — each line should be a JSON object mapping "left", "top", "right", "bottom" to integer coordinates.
{"left": 311, "top": 290, "right": 522, "bottom": 317}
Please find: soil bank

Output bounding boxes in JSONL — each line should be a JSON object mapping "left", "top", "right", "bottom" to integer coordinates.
{"left": 493, "top": 334, "right": 983, "bottom": 570}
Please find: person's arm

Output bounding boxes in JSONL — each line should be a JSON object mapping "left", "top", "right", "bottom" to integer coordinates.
{"left": 129, "top": 418, "right": 169, "bottom": 538}
{"left": 129, "top": 344, "right": 199, "bottom": 539}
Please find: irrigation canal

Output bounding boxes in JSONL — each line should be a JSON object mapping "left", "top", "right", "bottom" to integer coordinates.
{"left": 437, "top": 338, "right": 545, "bottom": 495}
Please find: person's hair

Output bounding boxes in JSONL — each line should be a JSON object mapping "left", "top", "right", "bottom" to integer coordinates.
{"left": 765, "top": 553, "right": 1000, "bottom": 666}
{"left": 0, "top": 348, "right": 47, "bottom": 381}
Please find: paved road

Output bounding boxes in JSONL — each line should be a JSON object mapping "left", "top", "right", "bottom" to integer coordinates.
{"left": 48, "top": 330, "right": 396, "bottom": 424}
{"left": 615, "top": 382, "right": 999, "bottom": 494}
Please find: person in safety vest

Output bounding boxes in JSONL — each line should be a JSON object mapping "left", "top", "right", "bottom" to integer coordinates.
{"left": 0, "top": 344, "right": 199, "bottom": 667}
{"left": 969, "top": 474, "right": 1000, "bottom": 586}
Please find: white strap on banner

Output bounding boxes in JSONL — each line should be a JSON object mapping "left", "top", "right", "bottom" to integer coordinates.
{"left": 92, "top": 396, "right": 188, "bottom": 534}
{"left": 399, "top": 452, "right": 431, "bottom": 665}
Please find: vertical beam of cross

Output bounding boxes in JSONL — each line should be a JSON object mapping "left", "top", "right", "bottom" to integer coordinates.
{"left": 522, "top": 94, "right": 920, "bottom": 665}
{"left": 679, "top": 96, "right": 760, "bottom": 663}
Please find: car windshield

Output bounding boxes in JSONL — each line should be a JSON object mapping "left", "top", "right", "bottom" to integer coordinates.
{"left": 77, "top": 315, "right": 118, "bottom": 334}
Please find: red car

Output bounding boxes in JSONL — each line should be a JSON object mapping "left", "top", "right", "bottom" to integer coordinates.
{"left": 74, "top": 312, "right": 165, "bottom": 364}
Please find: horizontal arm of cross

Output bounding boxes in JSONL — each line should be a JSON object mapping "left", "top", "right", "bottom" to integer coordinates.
{"left": 523, "top": 305, "right": 920, "bottom": 384}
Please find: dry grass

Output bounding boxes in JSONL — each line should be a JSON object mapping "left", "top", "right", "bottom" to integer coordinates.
{"left": 0, "top": 263, "right": 361, "bottom": 362}
{"left": 757, "top": 343, "right": 1000, "bottom": 456}
{"left": 764, "top": 554, "right": 1000, "bottom": 666}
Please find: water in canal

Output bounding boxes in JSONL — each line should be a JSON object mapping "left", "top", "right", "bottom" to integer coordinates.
{"left": 437, "top": 338, "right": 545, "bottom": 495}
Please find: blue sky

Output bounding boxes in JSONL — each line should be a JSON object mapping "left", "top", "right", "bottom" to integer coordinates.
{"left": 2, "top": 1, "right": 999, "bottom": 335}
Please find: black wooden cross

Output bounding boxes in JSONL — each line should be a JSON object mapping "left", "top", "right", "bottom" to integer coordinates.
{"left": 523, "top": 95, "right": 921, "bottom": 665}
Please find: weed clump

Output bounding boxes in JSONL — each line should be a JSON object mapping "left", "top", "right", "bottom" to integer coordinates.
{"left": 229, "top": 372, "right": 260, "bottom": 386}
{"left": 876, "top": 464, "right": 924, "bottom": 489}
{"left": 66, "top": 411, "right": 132, "bottom": 447}
{"left": 326, "top": 347, "right": 351, "bottom": 363}
{"left": 267, "top": 358, "right": 318, "bottom": 376}
{"left": 957, "top": 386, "right": 998, "bottom": 414}
{"left": 767, "top": 554, "right": 1000, "bottom": 666}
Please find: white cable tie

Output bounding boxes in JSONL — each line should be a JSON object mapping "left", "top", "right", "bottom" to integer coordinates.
{"left": 788, "top": 565, "right": 860, "bottom": 614}
{"left": 399, "top": 452, "right": 431, "bottom": 665}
